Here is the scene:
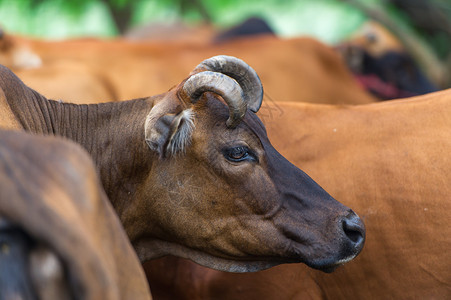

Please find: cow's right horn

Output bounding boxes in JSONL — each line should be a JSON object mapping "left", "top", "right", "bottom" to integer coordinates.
{"left": 180, "top": 71, "right": 246, "bottom": 128}
{"left": 190, "top": 55, "right": 263, "bottom": 113}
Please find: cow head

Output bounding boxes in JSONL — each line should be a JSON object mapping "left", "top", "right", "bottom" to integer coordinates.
{"left": 133, "top": 56, "right": 365, "bottom": 272}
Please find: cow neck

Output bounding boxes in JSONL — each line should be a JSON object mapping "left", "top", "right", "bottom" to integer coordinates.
{"left": 10, "top": 91, "right": 156, "bottom": 215}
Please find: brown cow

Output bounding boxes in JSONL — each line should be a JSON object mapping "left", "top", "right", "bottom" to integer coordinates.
{"left": 22, "top": 34, "right": 376, "bottom": 104}
{"left": 0, "top": 129, "right": 150, "bottom": 300}
{"left": 14, "top": 60, "right": 118, "bottom": 103}
{"left": 0, "top": 56, "right": 365, "bottom": 274}
{"left": 0, "top": 31, "right": 117, "bottom": 104}
{"left": 144, "top": 90, "right": 451, "bottom": 299}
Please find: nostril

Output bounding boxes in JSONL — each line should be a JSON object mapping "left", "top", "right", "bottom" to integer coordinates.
{"left": 343, "top": 224, "right": 362, "bottom": 243}
{"left": 342, "top": 212, "right": 365, "bottom": 246}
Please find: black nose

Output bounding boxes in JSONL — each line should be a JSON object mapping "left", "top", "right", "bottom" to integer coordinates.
{"left": 342, "top": 211, "right": 365, "bottom": 251}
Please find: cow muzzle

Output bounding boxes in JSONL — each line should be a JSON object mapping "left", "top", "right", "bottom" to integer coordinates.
{"left": 308, "top": 210, "right": 365, "bottom": 273}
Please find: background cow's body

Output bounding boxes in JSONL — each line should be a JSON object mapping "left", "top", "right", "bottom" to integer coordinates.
{"left": 13, "top": 60, "right": 117, "bottom": 103}
{"left": 0, "top": 130, "right": 150, "bottom": 300}
{"left": 144, "top": 90, "right": 451, "bottom": 299}
{"left": 17, "top": 35, "right": 376, "bottom": 104}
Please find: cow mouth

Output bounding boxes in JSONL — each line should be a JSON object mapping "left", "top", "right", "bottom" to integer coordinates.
{"left": 134, "top": 234, "right": 361, "bottom": 273}
{"left": 278, "top": 210, "right": 365, "bottom": 273}
{"left": 282, "top": 236, "right": 363, "bottom": 273}
{"left": 305, "top": 253, "right": 359, "bottom": 273}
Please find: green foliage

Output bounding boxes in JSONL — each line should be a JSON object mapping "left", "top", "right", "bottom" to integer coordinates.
{"left": 0, "top": 0, "right": 117, "bottom": 38}
{"left": 29, "top": 0, "right": 93, "bottom": 17}
{"left": 0, "top": 0, "right": 448, "bottom": 55}
{"left": 0, "top": 0, "right": 369, "bottom": 42}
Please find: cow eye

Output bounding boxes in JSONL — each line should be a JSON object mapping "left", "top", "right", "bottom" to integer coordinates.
{"left": 223, "top": 146, "right": 256, "bottom": 162}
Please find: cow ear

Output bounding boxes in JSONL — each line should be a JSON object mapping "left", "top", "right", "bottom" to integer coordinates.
{"left": 145, "top": 109, "right": 195, "bottom": 157}
{"left": 165, "top": 109, "right": 195, "bottom": 155}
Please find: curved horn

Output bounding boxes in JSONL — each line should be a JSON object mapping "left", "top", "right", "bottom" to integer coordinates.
{"left": 191, "top": 55, "right": 263, "bottom": 113}
{"left": 181, "top": 71, "right": 246, "bottom": 128}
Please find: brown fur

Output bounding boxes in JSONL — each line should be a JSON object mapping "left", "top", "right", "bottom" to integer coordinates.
{"left": 0, "top": 130, "right": 150, "bottom": 300}
{"left": 144, "top": 90, "right": 451, "bottom": 299}
{"left": 13, "top": 60, "right": 118, "bottom": 103}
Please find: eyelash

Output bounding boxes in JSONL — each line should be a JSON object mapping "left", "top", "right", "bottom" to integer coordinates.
{"left": 222, "top": 146, "right": 257, "bottom": 163}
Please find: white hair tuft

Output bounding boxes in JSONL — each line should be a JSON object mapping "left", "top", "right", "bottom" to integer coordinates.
{"left": 167, "top": 109, "right": 195, "bottom": 156}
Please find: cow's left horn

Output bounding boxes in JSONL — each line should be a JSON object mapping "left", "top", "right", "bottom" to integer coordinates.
{"left": 191, "top": 55, "right": 263, "bottom": 113}
{"left": 181, "top": 71, "right": 246, "bottom": 128}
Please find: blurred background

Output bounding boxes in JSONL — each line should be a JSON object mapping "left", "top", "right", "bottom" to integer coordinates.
{"left": 0, "top": 0, "right": 449, "bottom": 47}
{"left": 1, "top": 0, "right": 450, "bottom": 100}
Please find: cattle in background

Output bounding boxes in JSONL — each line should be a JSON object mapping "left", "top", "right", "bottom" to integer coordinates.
{"left": 0, "top": 56, "right": 365, "bottom": 274}
{"left": 0, "top": 30, "right": 117, "bottom": 104}
{"left": 19, "top": 34, "right": 377, "bottom": 104}
{"left": 336, "top": 21, "right": 438, "bottom": 99}
{"left": 0, "top": 28, "right": 41, "bottom": 70}
{"left": 14, "top": 60, "right": 118, "bottom": 103}
{"left": 0, "top": 130, "right": 150, "bottom": 300}
{"left": 144, "top": 89, "right": 451, "bottom": 299}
